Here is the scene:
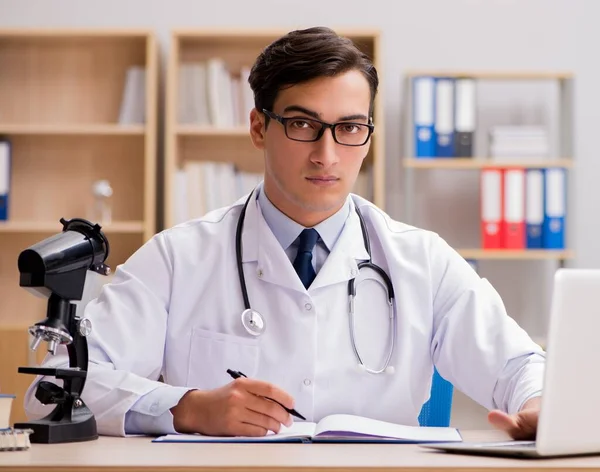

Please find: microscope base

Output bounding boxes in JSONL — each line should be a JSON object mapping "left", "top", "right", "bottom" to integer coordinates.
{"left": 15, "top": 410, "right": 98, "bottom": 444}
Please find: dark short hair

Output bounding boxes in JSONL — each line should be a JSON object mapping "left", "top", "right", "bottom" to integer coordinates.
{"left": 248, "top": 26, "right": 378, "bottom": 125}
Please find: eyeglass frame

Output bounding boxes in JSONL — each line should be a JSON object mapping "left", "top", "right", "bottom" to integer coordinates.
{"left": 262, "top": 109, "right": 375, "bottom": 147}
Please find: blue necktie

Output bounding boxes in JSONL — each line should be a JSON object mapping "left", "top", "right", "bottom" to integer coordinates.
{"left": 293, "top": 228, "right": 319, "bottom": 288}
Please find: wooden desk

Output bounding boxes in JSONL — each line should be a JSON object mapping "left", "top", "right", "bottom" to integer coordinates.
{"left": 2, "top": 430, "right": 600, "bottom": 471}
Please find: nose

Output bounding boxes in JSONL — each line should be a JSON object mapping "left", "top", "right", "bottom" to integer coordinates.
{"left": 310, "top": 127, "right": 339, "bottom": 168}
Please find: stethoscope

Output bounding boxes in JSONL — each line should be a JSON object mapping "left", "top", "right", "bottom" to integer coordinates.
{"left": 235, "top": 190, "right": 397, "bottom": 375}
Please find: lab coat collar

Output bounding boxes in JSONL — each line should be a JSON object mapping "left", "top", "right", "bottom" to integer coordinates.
{"left": 242, "top": 192, "right": 370, "bottom": 292}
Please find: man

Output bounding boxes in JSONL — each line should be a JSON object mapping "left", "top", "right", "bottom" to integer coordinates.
{"left": 25, "top": 26, "right": 543, "bottom": 440}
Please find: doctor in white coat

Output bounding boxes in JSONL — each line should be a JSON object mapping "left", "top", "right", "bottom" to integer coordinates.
{"left": 25, "top": 26, "right": 544, "bottom": 440}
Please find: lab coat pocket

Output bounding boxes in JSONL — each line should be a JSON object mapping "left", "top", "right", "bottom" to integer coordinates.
{"left": 187, "top": 327, "right": 260, "bottom": 389}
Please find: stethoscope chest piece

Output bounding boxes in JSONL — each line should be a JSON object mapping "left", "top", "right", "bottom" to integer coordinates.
{"left": 241, "top": 308, "right": 266, "bottom": 336}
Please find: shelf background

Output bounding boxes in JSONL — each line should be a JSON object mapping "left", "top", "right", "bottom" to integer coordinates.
{"left": 0, "top": 29, "right": 158, "bottom": 425}
{"left": 401, "top": 72, "right": 574, "bottom": 353}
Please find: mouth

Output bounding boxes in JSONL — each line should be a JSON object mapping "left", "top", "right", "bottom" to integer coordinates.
{"left": 306, "top": 176, "right": 339, "bottom": 182}
{"left": 306, "top": 176, "right": 339, "bottom": 188}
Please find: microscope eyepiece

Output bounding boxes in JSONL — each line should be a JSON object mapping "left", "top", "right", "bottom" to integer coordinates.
{"left": 18, "top": 217, "right": 111, "bottom": 353}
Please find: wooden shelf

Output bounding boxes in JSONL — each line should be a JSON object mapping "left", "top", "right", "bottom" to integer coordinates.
{"left": 405, "top": 71, "right": 573, "bottom": 80}
{"left": 0, "top": 28, "right": 153, "bottom": 38}
{"left": 404, "top": 158, "right": 573, "bottom": 169}
{"left": 176, "top": 125, "right": 248, "bottom": 137}
{"left": 458, "top": 249, "right": 574, "bottom": 260}
{"left": 0, "top": 220, "right": 144, "bottom": 234}
{"left": 0, "top": 28, "right": 159, "bottom": 429}
{"left": 0, "top": 124, "right": 145, "bottom": 136}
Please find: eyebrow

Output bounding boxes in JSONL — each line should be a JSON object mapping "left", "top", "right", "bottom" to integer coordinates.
{"left": 282, "top": 105, "right": 369, "bottom": 122}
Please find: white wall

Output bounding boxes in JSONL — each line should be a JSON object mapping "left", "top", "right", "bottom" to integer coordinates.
{"left": 1, "top": 0, "right": 597, "bottom": 428}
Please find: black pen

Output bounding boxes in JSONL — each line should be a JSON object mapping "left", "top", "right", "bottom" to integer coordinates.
{"left": 226, "top": 369, "right": 306, "bottom": 421}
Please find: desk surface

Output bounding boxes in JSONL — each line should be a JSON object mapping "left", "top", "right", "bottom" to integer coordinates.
{"left": 2, "top": 430, "right": 600, "bottom": 471}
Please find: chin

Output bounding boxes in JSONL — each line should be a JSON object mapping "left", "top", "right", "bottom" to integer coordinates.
{"left": 298, "top": 193, "right": 347, "bottom": 214}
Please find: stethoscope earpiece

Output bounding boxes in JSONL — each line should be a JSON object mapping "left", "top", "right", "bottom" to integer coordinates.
{"left": 385, "top": 365, "right": 395, "bottom": 375}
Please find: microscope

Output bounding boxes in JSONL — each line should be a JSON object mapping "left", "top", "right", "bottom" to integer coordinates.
{"left": 14, "top": 217, "right": 111, "bottom": 444}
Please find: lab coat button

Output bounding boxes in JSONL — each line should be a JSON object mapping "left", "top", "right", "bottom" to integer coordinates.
{"left": 303, "top": 379, "right": 312, "bottom": 386}
{"left": 257, "top": 269, "right": 263, "bottom": 278}
{"left": 350, "top": 268, "right": 358, "bottom": 277}
{"left": 304, "top": 303, "right": 312, "bottom": 311}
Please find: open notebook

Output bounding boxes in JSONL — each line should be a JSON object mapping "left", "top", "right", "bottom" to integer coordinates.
{"left": 153, "top": 414, "right": 462, "bottom": 444}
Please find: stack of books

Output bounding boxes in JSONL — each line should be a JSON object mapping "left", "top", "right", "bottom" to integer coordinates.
{"left": 178, "top": 59, "right": 254, "bottom": 127}
{"left": 1, "top": 394, "right": 32, "bottom": 451}
{"left": 489, "top": 126, "right": 549, "bottom": 160}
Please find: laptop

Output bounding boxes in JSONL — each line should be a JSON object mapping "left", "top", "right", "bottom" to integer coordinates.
{"left": 422, "top": 268, "right": 600, "bottom": 459}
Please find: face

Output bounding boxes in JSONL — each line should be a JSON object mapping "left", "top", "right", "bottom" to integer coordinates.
{"left": 249, "top": 69, "right": 372, "bottom": 227}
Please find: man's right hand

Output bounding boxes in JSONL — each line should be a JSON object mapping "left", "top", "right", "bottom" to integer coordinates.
{"left": 170, "top": 377, "right": 295, "bottom": 437}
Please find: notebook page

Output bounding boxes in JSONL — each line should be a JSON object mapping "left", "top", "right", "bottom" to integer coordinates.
{"left": 314, "top": 414, "right": 461, "bottom": 442}
{"left": 154, "top": 421, "right": 316, "bottom": 442}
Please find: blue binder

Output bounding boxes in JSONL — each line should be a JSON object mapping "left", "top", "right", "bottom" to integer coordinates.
{"left": 525, "top": 169, "right": 544, "bottom": 248}
{"left": 434, "top": 78, "right": 455, "bottom": 157}
{"left": 0, "top": 140, "right": 10, "bottom": 221}
{"left": 412, "top": 77, "right": 436, "bottom": 157}
{"left": 542, "top": 168, "right": 566, "bottom": 249}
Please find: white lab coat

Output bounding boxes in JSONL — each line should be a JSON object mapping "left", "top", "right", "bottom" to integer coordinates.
{"left": 24, "top": 192, "right": 545, "bottom": 436}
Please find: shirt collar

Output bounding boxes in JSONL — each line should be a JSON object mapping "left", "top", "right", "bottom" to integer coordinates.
{"left": 256, "top": 182, "right": 350, "bottom": 251}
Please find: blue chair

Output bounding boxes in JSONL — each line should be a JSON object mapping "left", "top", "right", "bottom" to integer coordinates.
{"left": 418, "top": 368, "right": 454, "bottom": 427}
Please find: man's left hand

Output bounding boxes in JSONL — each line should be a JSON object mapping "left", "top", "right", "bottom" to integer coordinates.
{"left": 487, "top": 397, "right": 541, "bottom": 440}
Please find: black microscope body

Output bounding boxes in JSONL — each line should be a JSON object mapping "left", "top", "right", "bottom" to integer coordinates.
{"left": 14, "top": 217, "right": 110, "bottom": 444}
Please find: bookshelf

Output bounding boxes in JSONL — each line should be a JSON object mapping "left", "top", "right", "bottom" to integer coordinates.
{"left": 0, "top": 29, "right": 157, "bottom": 424}
{"left": 402, "top": 70, "right": 574, "bottom": 351}
{"left": 402, "top": 70, "right": 574, "bottom": 261}
{"left": 164, "top": 28, "right": 385, "bottom": 229}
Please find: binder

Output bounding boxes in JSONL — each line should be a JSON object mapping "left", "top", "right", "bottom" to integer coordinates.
{"left": 502, "top": 169, "right": 525, "bottom": 249}
{"left": 412, "top": 77, "right": 436, "bottom": 157}
{"left": 525, "top": 169, "right": 544, "bottom": 248}
{"left": 0, "top": 140, "right": 10, "bottom": 221}
{"left": 465, "top": 259, "right": 479, "bottom": 274}
{"left": 481, "top": 169, "right": 503, "bottom": 249}
{"left": 454, "top": 78, "right": 476, "bottom": 157}
{"left": 543, "top": 168, "right": 566, "bottom": 249}
{"left": 434, "top": 78, "right": 455, "bottom": 157}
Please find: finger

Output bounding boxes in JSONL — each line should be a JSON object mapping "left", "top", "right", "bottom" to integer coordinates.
{"left": 240, "top": 408, "right": 284, "bottom": 435}
{"left": 241, "top": 378, "right": 295, "bottom": 410}
{"left": 244, "top": 390, "right": 293, "bottom": 427}
{"left": 235, "top": 422, "right": 269, "bottom": 437}
{"left": 487, "top": 410, "right": 524, "bottom": 439}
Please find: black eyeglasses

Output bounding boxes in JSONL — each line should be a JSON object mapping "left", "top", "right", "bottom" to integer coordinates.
{"left": 263, "top": 109, "right": 374, "bottom": 147}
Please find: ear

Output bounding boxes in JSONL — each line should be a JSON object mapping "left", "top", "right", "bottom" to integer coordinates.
{"left": 249, "top": 108, "right": 266, "bottom": 150}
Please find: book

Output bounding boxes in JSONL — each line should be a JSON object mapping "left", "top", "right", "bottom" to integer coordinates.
{"left": 118, "top": 66, "right": 146, "bottom": 124}
{"left": 0, "top": 394, "right": 14, "bottom": 429}
{"left": 0, "top": 428, "right": 33, "bottom": 451}
{"left": 152, "top": 413, "right": 462, "bottom": 444}
{"left": 0, "top": 394, "right": 33, "bottom": 450}
{"left": 0, "top": 140, "right": 10, "bottom": 221}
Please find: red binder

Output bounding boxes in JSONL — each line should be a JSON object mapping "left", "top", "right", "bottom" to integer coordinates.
{"left": 480, "top": 169, "right": 503, "bottom": 249}
{"left": 501, "top": 168, "right": 525, "bottom": 249}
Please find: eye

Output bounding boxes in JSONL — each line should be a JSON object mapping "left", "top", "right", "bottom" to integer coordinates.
{"left": 288, "top": 119, "right": 314, "bottom": 129}
{"left": 340, "top": 124, "right": 361, "bottom": 134}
